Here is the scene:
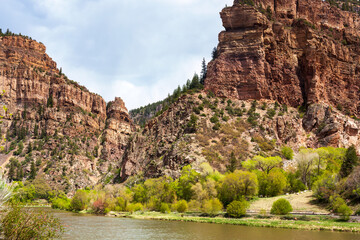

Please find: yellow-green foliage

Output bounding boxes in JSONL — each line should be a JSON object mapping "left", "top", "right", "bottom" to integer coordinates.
{"left": 160, "top": 203, "right": 170, "bottom": 213}
{"left": 70, "top": 190, "right": 89, "bottom": 211}
{"left": 226, "top": 199, "right": 249, "bottom": 218}
{"left": 281, "top": 146, "right": 294, "bottom": 160}
{"left": 176, "top": 200, "right": 188, "bottom": 213}
{"left": 257, "top": 169, "right": 287, "bottom": 197}
{"left": 270, "top": 198, "right": 293, "bottom": 215}
{"left": 219, "top": 170, "right": 258, "bottom": 206}
{"left": 202, "top": 198, "right": 223, "bottom": 216}
{"left": 243, "top": 155, "right": 282, "bottom": 174}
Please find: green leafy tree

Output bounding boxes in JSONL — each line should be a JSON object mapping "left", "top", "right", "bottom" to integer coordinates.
{"left": 270, "top": 198, "right": 293, "bottom": 215}
{"left": 176, "top": 165, "right": 199, "bottom": 201}
{"left": 218, "top": 170, "right": 258, "bottom": 206}
{"left": 242, "top": 155, "right": 282, "bottom": 174}
{"left": 258, "top": 169, "right": 287, "bottom": 197}
{"left": 340, "top": 145, "right": 358, "bottom": 178}
{"left": 295, "top": 149, "right": 319, "bottom": 188}
{"left": 281, "top": 146, "right": 294, "bottom": 160}
{"left": 70, "top": 190, "right": 89, "bottom": 211}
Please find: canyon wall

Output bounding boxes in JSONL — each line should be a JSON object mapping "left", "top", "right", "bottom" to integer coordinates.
{"left": 205, "top": 0, "right": 360, "bottom": 116}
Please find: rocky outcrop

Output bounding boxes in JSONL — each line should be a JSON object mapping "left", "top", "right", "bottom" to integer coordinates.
{"left": 0, "top": 36, "right": 133, "bottom": 193}
{"left": 206, "top": 0, "right": 360, "bottom": 116}
{"left": 101, "top": 97, "right": 134, "bottom": 165}
{"left": 121, "top": 95, "right": 196, "bottom": 180}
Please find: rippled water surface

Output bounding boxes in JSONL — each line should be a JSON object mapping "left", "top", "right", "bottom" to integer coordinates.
{"left": 43, "top": 208, "right": 359, "bottom": 240}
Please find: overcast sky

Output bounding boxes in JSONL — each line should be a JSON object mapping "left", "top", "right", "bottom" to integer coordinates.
{"left": 0, "top": 0, "right": 233, "bottom": 110}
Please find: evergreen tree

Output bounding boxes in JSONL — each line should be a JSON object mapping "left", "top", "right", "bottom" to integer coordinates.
{"left": 27, "top": 142, "right": 32, "bottom": 154}
{"left": 17, "top": 166, "right": 23, "bottom": 180}
{"left": 200, "top": 58, "right": 207, "bottom": 85}
{"left": 189, "top": 73, "right": 201, "bottom": 89}
{"left": 47, "top": 94, "right": 54, "bottom": 108}
{"left": 8, "top": 162, "right": 15, "bottom": 181}
{"left": 34, "top": 124, "right": 38, "bottom": 137}
{"left": 30, "top": 161, "right": 36, "bottom": 180}
{"left": 211, "top": 47, "right": 218, "bottom": 60}
{"left": 340, "top": 145, "right": 358, "bottom": 178}
{"left": 227, "top": 152, "right": 237, "bottom": 172}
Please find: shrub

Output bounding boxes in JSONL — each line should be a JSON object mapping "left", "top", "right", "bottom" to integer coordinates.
{"left": 270, "top": 198, "right": 293, "bottom": 215}
{"left": 329, "top": 195, "right": 346, "bottom": 212}
{"left": 281, "top": 146, "right": 294, "bottom": 160}
{"left": 202, "top": 198, "right": 223, "bottom": 216}
{"left": 92, "top": 198, "right": 106, "bottom": 214}
{"left": 337, "top": 204, "right": 352, "bottom": 221}
{"left": 176, "top": 200, "right": 188, "bottom": 213}
{"left": 132, "top": 203, "right": 143, "bottom": 212}
{"left": 160, "top": 203, "right": 170, "bottom": 213}
{"left": 51, "top": 197, "right": 71, "bottom": 211}
{"left": 188, "top": 200, "right": 201, "bottom": 212}
{"left": 210, "top": 115, "right": 219, "bottom": 123}
{"left": 226, "top": 199, "right": 249, "bottom": 218}
{"left": 1, "top": 205, "right": 64, "bottom": 239}
{"left": 127, "top": 203, "right": 144, "bottom": 213}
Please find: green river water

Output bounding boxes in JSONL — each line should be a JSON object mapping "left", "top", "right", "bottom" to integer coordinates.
{"left": 44, "top": 208, "right": 360, "bottom": 240}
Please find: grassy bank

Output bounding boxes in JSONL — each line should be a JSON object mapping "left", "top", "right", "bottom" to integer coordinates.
{"left": 118, "top": 211, "right": 360, "bottom": 233}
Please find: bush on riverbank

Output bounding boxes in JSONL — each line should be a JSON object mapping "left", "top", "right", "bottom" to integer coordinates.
{"left": 1, "top": 205, "right": 64, "bottom": 240}
{"left": 270, "top": 198, "right": 293, "bottom": 215}
{"left": 226, "top": 199, "right": 249, "bottom": 218}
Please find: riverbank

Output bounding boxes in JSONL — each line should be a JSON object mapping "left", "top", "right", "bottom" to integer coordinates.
{"left": 113, "top": 211, "right": 360, "bottom": 233}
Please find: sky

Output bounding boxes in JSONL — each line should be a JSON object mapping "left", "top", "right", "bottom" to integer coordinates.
{"left": 0, "top": 0, "right": 234, "bottom": 110}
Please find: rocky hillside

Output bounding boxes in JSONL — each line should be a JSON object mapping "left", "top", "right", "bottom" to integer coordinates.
{"left": 1, "top": 0, "right": 360, "bottom": 193}
{"left": 120, "top": 92, "right": 360, "bottom": 181}
{"left": 0, "top": 35, "right": 134, "bottom": 194}
{"left": 206, "top": 0, "right": 360, "bottom": 117}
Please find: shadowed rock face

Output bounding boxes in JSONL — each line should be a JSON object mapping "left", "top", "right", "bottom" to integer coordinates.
{"left": 206, "top": 0, "right": 360, "bottom": 116}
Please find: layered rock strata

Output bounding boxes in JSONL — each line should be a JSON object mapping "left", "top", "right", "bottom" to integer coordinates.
{"left": 205, "top": 0, "right": 360, "bottom": 116}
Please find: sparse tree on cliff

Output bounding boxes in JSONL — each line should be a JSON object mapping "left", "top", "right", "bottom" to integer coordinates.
{"left": 200, "top": 58, "right": 207, "bottom": 85}
{"left": 29, "top": 161, "right": 36, "bottom": 180}
{"left": 47, "top": 94, "right": 53, "bottom": 108}
{"left": 211, "top": 47, "right": 218, "bottom": 60}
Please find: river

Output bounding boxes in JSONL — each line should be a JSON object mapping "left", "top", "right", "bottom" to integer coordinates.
{"left": 44, "top": 209, "right": 359, "bottom": 240}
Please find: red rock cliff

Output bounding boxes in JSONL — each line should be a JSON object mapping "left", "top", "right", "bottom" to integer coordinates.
{"left": 0, "top": 35, "right": 134, "bottom": 192}
{"left": 205, "top": 0, "right": 360, "bottom": 116}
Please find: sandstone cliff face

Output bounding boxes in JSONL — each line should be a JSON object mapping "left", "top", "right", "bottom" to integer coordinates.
{"left": 206, "top": 0, "right": 360, "bottom": 116}
{"left": 0, "top": 36, "right": 133, "bottom": 193}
